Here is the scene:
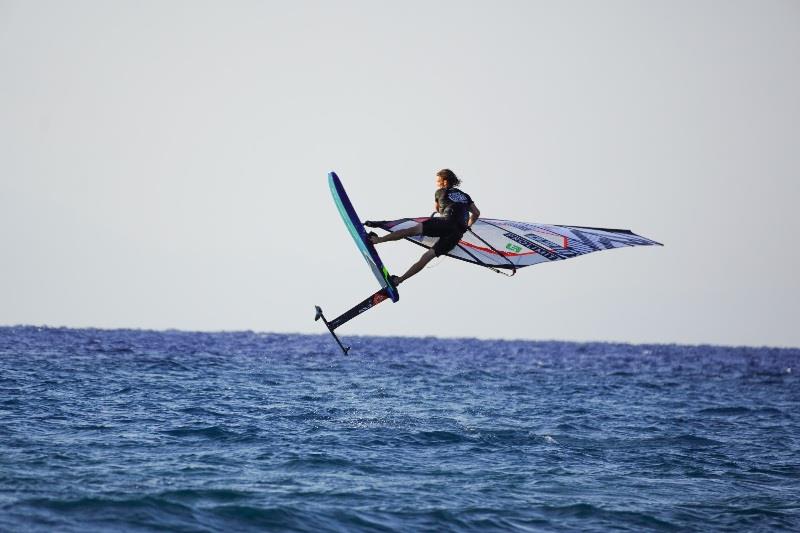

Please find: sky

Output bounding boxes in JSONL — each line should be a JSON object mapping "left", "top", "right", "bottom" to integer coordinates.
{"left": 1, "top": 1, "right": 799, "bottom": 347}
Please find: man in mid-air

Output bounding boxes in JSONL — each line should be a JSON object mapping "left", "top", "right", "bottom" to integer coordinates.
{"left": 368, "top": 168, "right": 480, "bottom": 286}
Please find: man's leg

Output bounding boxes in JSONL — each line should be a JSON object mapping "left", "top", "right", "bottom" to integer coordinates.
{"left": 394, "top": 249, "right": 437, "bottom": 285}
{"left": 370, "top": 223, "right": 422, "bottom": 245}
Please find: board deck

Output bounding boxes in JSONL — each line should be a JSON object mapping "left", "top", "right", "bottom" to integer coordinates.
{"left": 328, "top": 172, "right": 399, "bottom": 303}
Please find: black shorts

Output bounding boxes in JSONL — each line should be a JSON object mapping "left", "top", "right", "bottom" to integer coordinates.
{"left": 422, "top": 218, "right": 465, "bottom": 257}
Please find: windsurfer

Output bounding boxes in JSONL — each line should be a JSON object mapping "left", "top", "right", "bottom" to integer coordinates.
{"left": 369, "top": 169, "right": 480, "bottom": 286}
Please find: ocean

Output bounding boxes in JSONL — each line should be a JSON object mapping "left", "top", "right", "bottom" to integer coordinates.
{"left": 1, "top": 326, "right": 798, "bottom": 532}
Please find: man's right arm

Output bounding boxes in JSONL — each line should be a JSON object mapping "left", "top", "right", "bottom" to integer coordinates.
{"left": 468, "top": 203, "right": 480, "bottom": 227}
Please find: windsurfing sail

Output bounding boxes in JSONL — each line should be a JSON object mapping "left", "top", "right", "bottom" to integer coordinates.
{"left": 315, "top": 172, "right": 400, "bottom": 354}
{"left": 365, "top": 217, "right": 662, "bottom": 275}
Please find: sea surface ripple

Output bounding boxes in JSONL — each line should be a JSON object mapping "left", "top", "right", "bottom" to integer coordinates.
{"left": 1, "top": 326, "right": 798, "bottom": 532}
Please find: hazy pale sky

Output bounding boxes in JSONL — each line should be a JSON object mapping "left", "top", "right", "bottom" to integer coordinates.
{"left": 2, "top": 1, "right": 799, "bottom": 347}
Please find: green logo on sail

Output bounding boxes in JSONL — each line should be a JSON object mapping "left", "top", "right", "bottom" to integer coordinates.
{"left": 506, "top": 243, "right": 522, "bottom": 253}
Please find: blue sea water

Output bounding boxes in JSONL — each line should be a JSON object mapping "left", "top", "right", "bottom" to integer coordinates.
{"left": 0, "top": 326, "right": 798, "bottom": 532}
